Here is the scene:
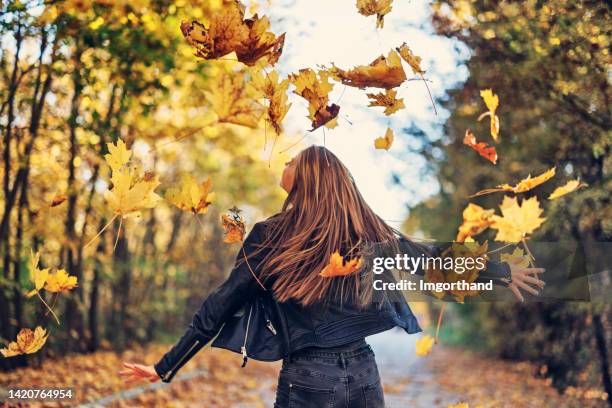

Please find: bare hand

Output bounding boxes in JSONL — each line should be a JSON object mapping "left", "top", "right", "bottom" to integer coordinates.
{"left": 502, "top": 264, "right": 545, "bottom": 302}
{"left": 119, "top": 362, "right": 160, "bottom": 384}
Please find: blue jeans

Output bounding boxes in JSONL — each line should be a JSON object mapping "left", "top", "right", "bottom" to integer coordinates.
{"left": 273, "top": 339, "right": 385, "bottom": 408}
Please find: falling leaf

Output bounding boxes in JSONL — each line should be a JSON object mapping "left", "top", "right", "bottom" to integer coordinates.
{"left": 456, "top": 203, "right": 494, "bottom": 242}
{"left": 500, "top": 247, "right": 530, "bottom": 269}
{"left": 415, "top": 334, "right": 435, "bottom": 357}
{"left": 491, "top": 196, "right": 546, "bottom": 243}
{"left": 166, "top": 175, "right": 215, "bottom": 215}
{"left": 445, "top": 241, "right": 489, "bottom": 302}
{"left": 471, "top": 167, "right": 556, "bottom": 197}
{"left": 396, "top": 43, "right": 425, "bottom": 75}
{"left": 252, "top": 70, "right": 292, "bottom": 134}
{"left": 319, "top": 251, "right": 364, "bottom": 277}
{"left": 329, "top": 50, "right": 406, "bottom": 89}
{"left": 356, "top": 0, "right": 393, "bottom": 29}
{"left": 44, "top": 269, "right": 78, "bottom": 294}
{"left": 374, "top": 127, "right": 394, "bottom": 150}
{"left": 478, "top": 89, "right": 500, "bottom": 142}
{"left": 0, "top": 327, "right": 48, "bottom": 358}
{"left": 463, "top": 129, "right": 498, "bottom": 164}
{"left": 104, "top": 138, "right": 132, "bottom": 173}
{"left": 104, "top": 167, "right": 161, "bottom": 219}
{"left": 180, "top": 1, "right": 285, "bottom": 67}
{"left": 205, "top": 71, "right": 265, "bottom": 128}
{"left": 366, "top": 89, "right": 405, "bottom": 115}
{"left": 221, "top": 207, "right": 246, "bottom": 244}
{"left": 289, "top": 68, "right": 340, "bottom": 130}
{"left": 548, "top": 178, "right": 587, "bottom": 200}
{"left": 26, "top": 251, "right": 49, "bottom": 298}
{"left": 50, "top": 193, "right": 67, "bottom": 207}
{"left": 447, "top": 404, "right": 471, "bottom": 408}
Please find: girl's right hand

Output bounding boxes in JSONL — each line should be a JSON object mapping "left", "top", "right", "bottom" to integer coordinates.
{"left": 502, "top": 264, "right": 545, "bottom": 302}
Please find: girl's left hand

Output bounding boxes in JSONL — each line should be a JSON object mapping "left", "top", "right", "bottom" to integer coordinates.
{"left": 119, "top": 362, "right": 160, "bottom": 384}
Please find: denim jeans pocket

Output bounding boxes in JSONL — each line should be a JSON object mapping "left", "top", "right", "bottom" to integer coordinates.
{"left": 362, "top": 380, "right": 385, "bottom": 408}
{"left": 288, "top": 383, "right": 335, "bottom": 408}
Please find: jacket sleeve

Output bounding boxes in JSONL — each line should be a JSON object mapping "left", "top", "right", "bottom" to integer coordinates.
{"left": 154, "top": 222, "right": 267, "bottom": 383}
{"left": 397, "top": 237, "right": 511, "bottom": 286}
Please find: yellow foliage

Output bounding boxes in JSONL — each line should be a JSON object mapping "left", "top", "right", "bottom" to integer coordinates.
{"left": 329, "top": 50, "right": 406, "bottom": 89}
{"left": 356, "top": 0, "right": 393, "bottom": 29}
{"left": 374, "top": 127, "right": 394, "bottom": 150}
{"left": 415, "top": 334, "right": 435, "bottom": 357}
{"left": 0, "top": 327, "right": 48, "bottom": 358}
{"left": 367, "top": 89, "right": 405, "bottom": 115}
{"left": 45, "top": 269, "right": 78, "bottom": 294}
{"left": 491, "top": 196, "right": 546, "bottom": 242}
{"left": 289, "top": 68, "right": 339, "bottom": 130}
{"left": 548, "top": 178, "right": 587, "bottom": 200}
{"left": 166, "top": 175, "right": 215, "bottom": 215}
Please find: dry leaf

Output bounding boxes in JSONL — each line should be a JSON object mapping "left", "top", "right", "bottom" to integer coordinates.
{"left": 356, "top": 0, "right": 393, "bottom": 29}
{"left": 374, "top": 127, "right": 394, "bottom": 150}
{"left": 166, "top": 175, "right": 215, "bottom": 215}
{"left": 289, "top": 68, "right": 340, "bottom": 130}
{"left": 319, "top": 251, "right": 364, "bottom": 277}
{"left": 415, "top": 334, "right": 435, "bottom": 357}
{"left": 500, "top": 247, "right": 530, "bottom": 269}
{"left": 221, "top": 207, "right": 246, "bottom": 244}
{"left": 396, "top": 43, "right": 425, "bottom": 75}
{"left": 329, "top": 50, "right": 406, "bottom": 89}
{"left": 0, "top": 327, "right": 48, "bottom": 358}
{"left": 456, "top": 203, "right": 494, "bottom": 242}
{"left": 26, "top": 251, "right": 49, "bottom": 298}
{"left": 206, "top": 71, "right": 265, "bottom": 128}
{"left": 548, "top": 178, "right": 587, "bottom": 200}
{"left": 478, "top": 89, "right": 500, "bottom": 142}
{"left": 45, "top": 269, "right": 78, "bottom": 293}
{"left": 471, "top": 167, "right": 556, "bottom": 197}
{"left": 252, "top": 70, "right": 292, "bottom": 134}
{"left": 463, "top": 129, "right": 497, "bottom": 164}
{"left": 366, "top": 89, "right": 405, "bottom": 115}
{"left": 491, "top": 196, "right": 546, "bottom": 243}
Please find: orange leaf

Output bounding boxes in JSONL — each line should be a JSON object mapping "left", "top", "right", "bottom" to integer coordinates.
{"left": 463, "top": 129, "right": 497, "bottom": 164}
{"left": 221, "top": 207, "right": 246, "bottom": 244}
{"left": 319, "top": 251, "right": 364, "bottom": 278}
{"left": 328, "top": 50, "right": 406, "bottom": 89}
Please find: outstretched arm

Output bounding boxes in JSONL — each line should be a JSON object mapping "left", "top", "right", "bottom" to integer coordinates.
{"left": 120, "top": 222, "right": 267, "bottom": 384}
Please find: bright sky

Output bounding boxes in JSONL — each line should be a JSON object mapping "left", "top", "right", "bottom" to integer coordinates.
{"left": 258, "top": 0, "right": 469, "bottom": 229}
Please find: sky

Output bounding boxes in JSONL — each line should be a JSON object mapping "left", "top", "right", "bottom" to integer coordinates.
{"left": 256, "top": 0, "right": 469, "bottom": 230}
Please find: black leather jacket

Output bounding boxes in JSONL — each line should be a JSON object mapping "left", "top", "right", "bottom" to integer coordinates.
{"left": 154, "top": 221, "right": 511, "bottom": 382}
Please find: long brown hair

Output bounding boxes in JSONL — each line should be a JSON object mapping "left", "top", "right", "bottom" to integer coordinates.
{"left": 256, "top": 146, "right": 399, "bottom": 307}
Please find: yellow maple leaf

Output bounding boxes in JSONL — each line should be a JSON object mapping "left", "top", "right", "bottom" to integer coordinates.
{"left": 456, "top": 203, "right": 494, "bottom": 242}
{"left": 104, "top": 168, "right": 161, "bottom": 219}
{"left": 500, "top": 247, "right": 530, "bottom": 269}
{"left": 26, "top": 250, "right": 49, "bottom": 298}
{"left": 478, "top": 89, "right": 500, "bottom": 142}
{"left": 252, "top": 70, "right": 292, "bottom": 134}
{"left": 329, "top": 50, "right": 406, "bottom": 89}
{"left": 491, "top": 196, "right": 546, "bottom": 243}
{"left": 548, "top": 178, "right": 587, "bottom": 200}
{"left": 289, "top": 68, "right": 340, "bottom": 130}
{"left": 44, "top": 269, "right": 78, "bottom": 293}
{"left": 471, "top": 167, "right": 556, "bottom": 197}
{"left": 0, "top": 327, "right": 48, "bottom": 358}
{"left": 396, "top": 43, "right": 425, "bottom": 75}
{"left": 166, "top": 175, "right": 215, "bottom": 215}
{"left": 415, "top": 334, "right": 435, "bottom": 357}
{"left": 374, "top": 127, "right": 394, "bottom": 150}
{"left": 356, "top": 0, "right": 393, "bottom": 29}
{"left": 367, "top": 89, "right": 405, "bottom": 115}
{"left": 206, "top": 71, "right": 265, "bottom": 128}
{"left": 319, "top": 251, "right": 364, "bottom": 278}
{"left": 104, "top": 139, "right": 132, "bottom": 173}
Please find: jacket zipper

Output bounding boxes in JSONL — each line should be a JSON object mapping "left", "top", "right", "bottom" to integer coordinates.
{"left": 241, "top": 304, "right": 253, "bottom": 367}
{"left": 162, "top": 339, "right": 200, "bottom": 381}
